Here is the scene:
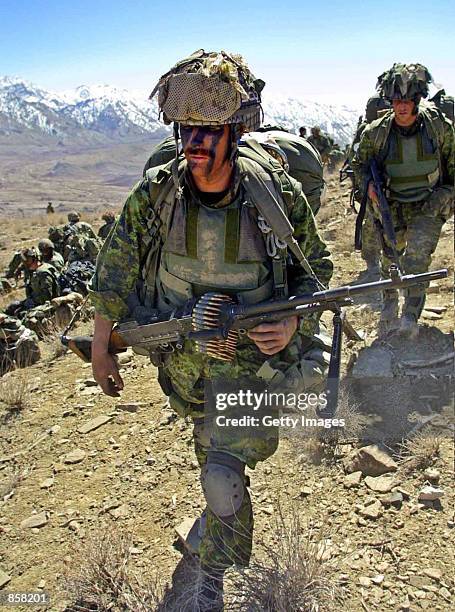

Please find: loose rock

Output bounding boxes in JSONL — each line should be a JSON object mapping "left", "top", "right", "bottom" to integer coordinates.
{"left": 418, "top": 486, "right": 444, "bottom": 502}
{"left": 423, "top": 568, "right": 442, "bottom": 582}
{"left": 64, "top": 449, "right": 86, "bottom": 464}
{"left": 40, "top": 477, "right": 54, "bottom": 489}
{"left": 78, "top": 414, "right": 113, "bottom": 434}
{"left": 0, "top": 568, "right": 11, "bottom": 588}
{"left": 381, "top": 491, "right": 403, "bottom": 507}
{"left": 345, "top": 444, "right": 398, "bottom": 476}
{"left": 359, "top": 500, "right": 383, "bottom": 520}
{"left": 365, "top": 475, "right": 397, "bottom": 493}
{"left": 20, "top": 511, "right": 48, "bottom": 529}
{"left": 344, "top": 471, "right": 362, "bottom": 488}
{"left": 423, "top": 468, "right": 440, "bottom": 484}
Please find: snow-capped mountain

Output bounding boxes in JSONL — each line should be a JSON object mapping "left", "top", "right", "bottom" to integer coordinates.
{"left": 0, "top": 76, "right": 361, "bottom": 145}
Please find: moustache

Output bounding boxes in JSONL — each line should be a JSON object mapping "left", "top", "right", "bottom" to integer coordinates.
{"left": 187, "top": 147, "right": 215, "bottom": 158}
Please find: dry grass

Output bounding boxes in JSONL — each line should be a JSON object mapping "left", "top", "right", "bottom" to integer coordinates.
{"left": 64, "top": 527, "right": 164, "bottom": 612}
{"left": 227, "top": 505, "right": 340, "bottom": 611}
{"left": 0, "top": 371, "right": 32, "bottom": 420}
{"left": 398, "top": 430, "right": 443, "bottom": 474}
{"left": 0, "top": 462, "right": 33, "bottom": 499}
{"left": 284, "top": 388, "right": 367, "bottom": 465}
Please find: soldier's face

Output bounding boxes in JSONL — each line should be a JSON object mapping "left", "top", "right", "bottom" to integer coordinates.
{"left": 392, "top": 99, "right": 416, "bottom": 126}
{"left": 180, "top": 125, "right": 231, "bottom": 179}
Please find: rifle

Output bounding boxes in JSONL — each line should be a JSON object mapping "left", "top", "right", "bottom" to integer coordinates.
{"left": 369, "top": 158, "right": 401, "bottom": 270}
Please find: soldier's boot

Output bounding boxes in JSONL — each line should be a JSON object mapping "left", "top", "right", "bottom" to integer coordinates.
{"left": 399, "top": 294, "right": 425, "bottom": 339}
{"left": 378, "top": 289, "right": 399, "bottom": 336}
{"left": 198, "top": 564, "right": 225, "bottom": 611}
{"left": 399, "top": 314, "right": 419, "bottom": 339}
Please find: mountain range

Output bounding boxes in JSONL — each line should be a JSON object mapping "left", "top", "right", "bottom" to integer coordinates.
{"left": 0, "top": 76, "right": 362, "bottom": 147}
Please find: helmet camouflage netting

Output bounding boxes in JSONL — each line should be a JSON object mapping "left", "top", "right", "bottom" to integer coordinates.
{"left": 376, "top": 63, "right": 433, "bottom": 101}
{"left": 149, "top": 49, "right": 265, "bottom": 131}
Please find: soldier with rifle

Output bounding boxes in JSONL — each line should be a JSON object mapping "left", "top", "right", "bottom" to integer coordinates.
{"left": 87, "top": 49, "right": 333, "bottom": 610}
{"left": 352, "top": 63, "right": 454, "bottom": 337}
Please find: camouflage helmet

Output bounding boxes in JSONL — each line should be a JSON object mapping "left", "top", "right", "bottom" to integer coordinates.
{"left": 101, "top": 211, "right": 115, "bottom": 222}
{"left": 311, "top": 126, "right": 321, "bottom": 134}
{"left": 48, "top": 226, "right": 64, "bottom": 242}
{"left": 20, "top": 247, "right": 39, "bottom": 262}
{"left": 365, "top": 94, "right": 391, "bottom": 123}
{"left": 38, "top": 238, "right": 54, "bottom": 252}
{"left": 150, "top": 49, "right": 265, "bottom": 131}
{"left": 67, "top": 211, "right": 80, "bottom": 222}
{"left": 376, "top": 63, "right": 432, "bottom": 101}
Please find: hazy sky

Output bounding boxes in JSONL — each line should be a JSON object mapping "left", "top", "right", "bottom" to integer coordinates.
{"left": 1, "top": 0, "right": 453, "bottom": 106}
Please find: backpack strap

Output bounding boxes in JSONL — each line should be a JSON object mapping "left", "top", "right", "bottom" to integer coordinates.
{"left": 238, "top": 156, "right": 324, "bottom": 290}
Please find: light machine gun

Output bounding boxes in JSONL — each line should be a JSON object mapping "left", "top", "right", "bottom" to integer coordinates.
{"left": 62, "top": 269, "right": 448, "bottom": 417}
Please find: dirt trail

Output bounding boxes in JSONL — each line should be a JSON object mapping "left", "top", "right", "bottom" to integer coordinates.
{"left": 0, "top": 173, "right": 453, "bottom": 611}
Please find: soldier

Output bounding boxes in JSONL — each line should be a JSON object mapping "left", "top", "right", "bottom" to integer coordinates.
{"left": 38, "top": 239, "right": 65, "bottom": 272}
{"left": 299, "top": 126, "right": 307, "bottom": 138}
{"left": 46, "top": 202, "right": 55, "bottom": 214}
{"left": 0, "top": 312, "right": 40, "bottom": 374}
{"left": 308, "top": 126, "right": 332, "bottom": 163}
{"left": 98, "top": 211, "right": 116, "bottom": 240}
{"left": 48, "top": 226, "right": 66, "bottom": 256}
{"left": 63, "top": 212, "right": 100, "bottom": 263}
{"left": 4, "top": 250, "right": 25, "bottom": 281}
{"left": 89, "top": 49, "right": 332, "bottom": 608}
{"left": 352, "top": 63, "right": 454, "bottom": 337}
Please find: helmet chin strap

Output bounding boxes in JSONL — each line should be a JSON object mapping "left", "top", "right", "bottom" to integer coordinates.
{"left": 172, "top": 122, "right": 184, "bottom": 201}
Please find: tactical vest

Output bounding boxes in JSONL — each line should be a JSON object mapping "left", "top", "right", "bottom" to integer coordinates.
{"left": 139, "top": 149, "right": 308, "bottom": 313}
{"left": 368, "top": 107, "right": 446, "bottom": 193}
{"left": 384, "top": 129, "right": 439, "bottom": 202}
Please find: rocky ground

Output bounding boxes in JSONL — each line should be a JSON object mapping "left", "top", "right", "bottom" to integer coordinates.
{"left": 0, "top": 170, "right": 453, "bottom": 611}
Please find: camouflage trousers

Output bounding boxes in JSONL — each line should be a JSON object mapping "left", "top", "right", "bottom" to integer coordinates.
{"left": 371, "top": 200, "right": 445, "bottom": 318}
{"left": 160, "top": 329, "right": 329, "bottom": 569}
{"left": 361, "top": 208, "right": 381, "bottom": 267}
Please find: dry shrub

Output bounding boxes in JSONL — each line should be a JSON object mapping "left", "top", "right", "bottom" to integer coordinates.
{"left": 227, "top": 505, "right": 340, "bottom": 611}
{"left": 64, "top": 528, "right": 164, "bottom": 611}
{"left": 0, "top": 372, "right": 32, "bottom": 419}
{"left": 398, "top": 430, "right": 443, "bottom": 474}
{"left": 0, "top": 462, "right": 33, "bottom": 499}
{"left": 284, "top": 388, "right": 366, "bottom": 465}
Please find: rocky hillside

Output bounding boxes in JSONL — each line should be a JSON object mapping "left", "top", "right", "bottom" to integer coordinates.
{"left": 0, "top": 173, "right": 453, "bottom": 610}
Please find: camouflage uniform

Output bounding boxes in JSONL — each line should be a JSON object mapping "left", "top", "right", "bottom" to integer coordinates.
{"left": 0, "top": 313, "right": 40, "bottom": 373}
{"left": 352, "top": 64, "right": 454, "bottom": 327}
{"left": 308, "top": 128, "right": 332, "bottom": 163}
{"left": 90, "top": 50, "right": 333, "bottom": 577}
{"left": 98, "top": 220, "right": 116, "bottom": 240}
{"left": 25, "top": 263, "right": 60, "bottom": 307}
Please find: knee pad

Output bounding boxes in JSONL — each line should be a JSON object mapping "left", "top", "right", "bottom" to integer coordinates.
{"left": 201, "top": 451, "right": 245, "bottom": 518}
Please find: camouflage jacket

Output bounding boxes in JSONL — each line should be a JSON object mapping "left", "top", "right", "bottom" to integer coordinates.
{"left": 352, "top": 109, "right": 455, "bottom": 200}
{"left": 25, "top": 263, "right": 60, "bottom": 306}
{"left": 308, "top": 134, "right": 332, "bottom": 157}
{"left": 98, "top": 221, "right": 115, "bottom": 241}
{"left": 89, "top": 163, "right": 333, "bottom": 322}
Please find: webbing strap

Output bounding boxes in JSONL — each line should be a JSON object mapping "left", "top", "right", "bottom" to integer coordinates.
{"left": 224, "top": 208, "right": 240, "bottom": 264}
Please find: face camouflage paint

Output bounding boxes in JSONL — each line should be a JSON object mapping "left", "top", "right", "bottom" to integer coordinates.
{"left": 181, "top": 125, "right": 229, "bottom": 177}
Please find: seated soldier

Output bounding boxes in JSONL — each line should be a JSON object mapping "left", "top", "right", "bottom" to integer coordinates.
{"left": 5, "top": 248, "right": 60, "bottom": 317}
{"left": 38, "top": 239, "right": 65, "bottom": 272}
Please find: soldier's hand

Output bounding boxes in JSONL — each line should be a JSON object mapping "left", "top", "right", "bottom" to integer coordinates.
{"left": 247, "top": 316, "right": 298, "bottom": 355}
{"left": 367, "top": 181, "right": 380, "bottom": 211}
{"left": 92, "top": 351, "right": 124, "bottom": 397}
